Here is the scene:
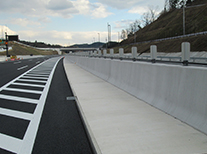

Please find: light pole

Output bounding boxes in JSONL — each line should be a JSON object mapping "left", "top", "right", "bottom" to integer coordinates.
{"left": 5, "top": 32, "right": 8, "bottom": 57}
{"left": 182, "top": 0, "right": 186, "bottom": 35}
{"left": 107, "top": 23, "right": 111, "bottom": 44}
{"left": 98, "top": 33, "right": 100, "bottom": 42}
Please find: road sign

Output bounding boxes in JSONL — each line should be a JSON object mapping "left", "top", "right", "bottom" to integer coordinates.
{"left": 0, "top": 40, "right": 4, "bottom": 44}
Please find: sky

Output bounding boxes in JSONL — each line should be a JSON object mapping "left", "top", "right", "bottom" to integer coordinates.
{"left": 0, "top": 0, "right": 165, "bottom": 46}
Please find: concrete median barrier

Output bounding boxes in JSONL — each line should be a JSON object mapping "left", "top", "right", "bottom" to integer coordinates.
{"left": 68, "top": 56, "right": 207, "bottom": 135}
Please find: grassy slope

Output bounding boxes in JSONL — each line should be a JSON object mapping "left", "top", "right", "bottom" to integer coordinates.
{"left": 118, "top": 3, "right": 207, "bottom": 53}
{"left": 0, "top": 42, "right": 58, "bottom": 55}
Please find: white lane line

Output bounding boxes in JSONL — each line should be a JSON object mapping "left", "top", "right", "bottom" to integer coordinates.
{"left": 19, "top": 57, "right": 62, "bottom": 154}
{"left": 0, "top": 94, "right": 39, "bottom": 104}
{"left": 0, "top": 107, "right": 33, "bottom": 121}
{"left": 11, "top": 83, "right": 45, "bottom": 88}
{"left": 36, "top": 61, "right": 40, "bottom": 64}
{"left": 21, "top": 76, "right": 48, "bottom": 80}
{"left": 0, "top": 133, "right": 22, "bottom": 154}
{"left": 14, "top": 61, "right": 21, "bottom": 64}
{"left": 17, "top": 79, "right": 47, "bottom": 83}
{"left": 17, "top": 65, "right": 28, "bottom": 71}
{"left": 4, "top": 88, "right": 42, "bottom": 94}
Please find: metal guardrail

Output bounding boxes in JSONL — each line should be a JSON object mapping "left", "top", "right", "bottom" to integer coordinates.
{"left": 127, "top": 31, "right": 207, "bottom": 46}
{"left": 69, "top": 52, "right": 207, "bottom": 67}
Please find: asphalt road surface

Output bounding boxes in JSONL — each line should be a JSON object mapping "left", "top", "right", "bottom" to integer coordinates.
{"left": 0, "top": 57, "right": 94, "bottom": 154}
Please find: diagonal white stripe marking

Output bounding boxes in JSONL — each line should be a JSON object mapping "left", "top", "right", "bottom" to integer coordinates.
{"left": 11, "top": 83, "right": 45, "bottom": 88}
{"left": 0, "top": 94, "right": 39, "bottom": 104}
{"left": 0, "top": 107, "right": 33, "bottom": 121}
{"left": 0, "top": 133, "right": 22, "bottom": 154}
{"left": 4, "top": 88, "right": 42, "bottom": 94}
{"left": 21, "top": 76, "right": 48, "bottom": 80}
{"left": 17, "top": 65, "right": 28, "bottom": 71}
{"left": 25, "top": 74, "right": 49, "bottom": 77}
{"left": 17, "top": 79, "right": 47, "bottom": 83}
{"left": 19, "top": 57, "right": 62, "bottom": 154}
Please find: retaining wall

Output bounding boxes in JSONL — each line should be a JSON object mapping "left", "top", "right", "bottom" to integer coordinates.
{"left": 68, "top": 56, "right": 207, "bottom": 135}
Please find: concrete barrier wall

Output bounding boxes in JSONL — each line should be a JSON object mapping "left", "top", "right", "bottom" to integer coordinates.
{"left": 68, "top": 56, "right": 207, "bottom": 135}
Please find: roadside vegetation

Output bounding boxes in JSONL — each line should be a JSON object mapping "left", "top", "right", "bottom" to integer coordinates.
{"left": 0, "top": 41, "right": 58, "bottom": 56}
{"left": 115, "top": 0, "right": 207, "bottom": 53}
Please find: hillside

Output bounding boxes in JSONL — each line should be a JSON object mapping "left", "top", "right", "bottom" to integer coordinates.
{"left": 67, "top": 42, "right": 105, "bottom": 48}
{"left": 0, "top": 41, "right": 58, "bottom": 55}
{"left": 118, "top": 2, "right": 207, "bottom": 53}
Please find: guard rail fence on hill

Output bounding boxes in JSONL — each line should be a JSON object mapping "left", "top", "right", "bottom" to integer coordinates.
{"left": 126, "top": 31, "right": 207, "bottom": 46}
{"left": 69, "top": 42, "right": 207, "bottom": 67}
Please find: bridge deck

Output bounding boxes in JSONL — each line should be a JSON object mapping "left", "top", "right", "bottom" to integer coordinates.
{"left": 64, "top": 56, "right": 207, "bottom": 154}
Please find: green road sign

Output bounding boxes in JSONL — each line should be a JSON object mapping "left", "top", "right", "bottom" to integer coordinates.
{"left": 0, "top": 40, "right": 4, "bottom": 44}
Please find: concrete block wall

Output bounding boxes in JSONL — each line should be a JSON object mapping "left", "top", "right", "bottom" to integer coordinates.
{"left": 68, "top": 56, "right": 207, "bottom": 135}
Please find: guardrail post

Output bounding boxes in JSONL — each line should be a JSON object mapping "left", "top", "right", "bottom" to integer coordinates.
{"left": 103, "top": 49, "right": 107, "bottom": 58}
{"left": 98, "top": 50, "right": 102, "bottom": 57}
{"left": 94, "top": 51, "right": 97, "bottom": 57}
{"left": 110, "top": 49, "right": 114, "bottom": 59}
{"left": 119, "top": 48, "right": 124, "bottom": 60}
{"left": 89, "top": 51, "right": 93, "bottom": 57}
{"left": 132, "top": 47, "right": 137, "bottom": 61}
{"left": 181, "top": 42, "right": 190, "bottom": 66}
{"left": 150, "top": 45, "right": 157, "bottom": 63}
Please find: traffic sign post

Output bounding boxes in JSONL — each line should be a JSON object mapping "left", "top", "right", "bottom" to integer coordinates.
{"left": 5, "top": 32, "right": 9, "bottom": 57}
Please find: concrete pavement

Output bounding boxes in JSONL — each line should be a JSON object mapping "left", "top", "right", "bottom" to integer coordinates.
{"left": 64, "top": 56, "right": 207, "bottom": 154}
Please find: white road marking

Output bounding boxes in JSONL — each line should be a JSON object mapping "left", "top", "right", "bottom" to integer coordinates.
{"left": 19, "top": 57, "right": 62, "bottom": 154}
{"left": 21, "top": 76, "right": 48, "bottom": 80}
{"left": 36, "top": 61, "right": 40, "bottom": 64}
{"left": 14, "top": 61, "right": 21, "bottom": 64}
{"left": 17, "top": 65, "right": 28, "bottom": 71}
{"left": 0, "top": 94, "right": 39, "bottom": 104}
{"left": 17, "top": 79, "right": 47, "bottom": 83}
{"left": 26, "top": 72, "right": 50, "bottom": 75}
{"left": 0, "top": 107, "right": 33, "bottom": 121}
{"left": 24, "top": 74, "right": 49, "bottom": 77}
{"left": 4, "top": 88, "right": 42, "bottom": 94}
{"left": 0, "top": 56, "right": 62, "bottom": 154}
{"left": 0, "top": 133, "right": 22, "bottom": 154}
{"left": 11, "top": 83, "right": 45, "bottom": 88}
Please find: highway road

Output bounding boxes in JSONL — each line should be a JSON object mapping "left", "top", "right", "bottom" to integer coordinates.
{"left": 0, "top": 56, "right": 94, "bottom": 154}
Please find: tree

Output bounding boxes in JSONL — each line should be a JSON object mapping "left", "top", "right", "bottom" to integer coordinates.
{"left": 169, "top": 0, "right": 180, "bottom": 9}
{"left": 121, "top": 29, "right": 127, "bottom": 40}
{"left": 142, "top": 6, "right": 159, "bottom": 26}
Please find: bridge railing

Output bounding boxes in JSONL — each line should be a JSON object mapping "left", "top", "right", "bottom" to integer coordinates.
{"left": 69, "top": 42, "right": 207, "bottom": 66}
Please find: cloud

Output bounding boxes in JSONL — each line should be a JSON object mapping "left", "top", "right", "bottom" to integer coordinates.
{"left": 0, "top": 25, "right": 17, "bottom": 39}
{"left": 11, "top": 18, "right": 41, "bottom": 27}
{"left": 114, "top": 20, "right": 135, "bottom": 29}
{"left": 72, "top": 0, "right": 112, "bottom": 18}
{"left": 0, "top": 0, "right": 111, "bottom": 19}
{"left": 91, "top": 3, "right": 113, "bottom": 18}
{"left": 47, "top": 0, "right": 74, "bottom": 10}
{"left": 38, "top": 17, "right": 51, "bottom": 23}
{"left": 128, "top": 6, "right": 148, "bottom": 14}
{"left": 96, "top": 0, "right": 142, "bottom": 10}
{"left": 15, "top": 28, "right": 117, "bottom": 46}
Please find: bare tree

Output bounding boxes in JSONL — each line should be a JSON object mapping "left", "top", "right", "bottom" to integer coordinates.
{"left": 169, "top": 0, "right": 180, "bottom": 9}
{"left": 142, "top": 6, "right": 159, "bottom": 27}
{"left": 121, "top": 29, "right": 127, "bottom": 40}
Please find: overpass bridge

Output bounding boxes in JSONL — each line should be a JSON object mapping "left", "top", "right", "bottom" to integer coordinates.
{"left": 60, "top": 47, "right": 98, "bottom": 53}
